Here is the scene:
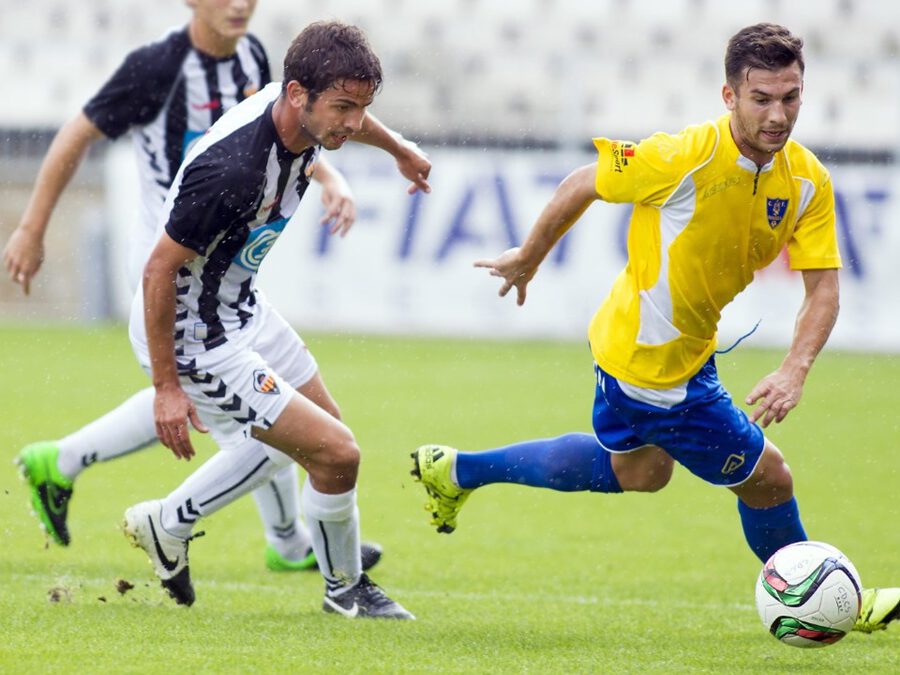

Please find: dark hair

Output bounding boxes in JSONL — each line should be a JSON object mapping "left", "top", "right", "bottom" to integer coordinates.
{"left": 282, "top": 21, "right": 383, "bottom": 102}
{"left": 725, "top": 23, "right": 804, "bottom": 89}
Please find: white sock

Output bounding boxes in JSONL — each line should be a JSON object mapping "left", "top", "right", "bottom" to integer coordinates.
{"left": 252, "top": 463, "right": 312, "bottom": 561}
{"left": 160, "top": 438, "right": 278, "bottom": 539}
{"left": 301, "top": 480, "right": 361, "bottom": 591}
{"left": 56, "top": 387, "right": 157, "bottom": 480}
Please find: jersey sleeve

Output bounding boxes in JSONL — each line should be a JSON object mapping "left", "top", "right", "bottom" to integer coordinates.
{"left": 83, "top": 32, "right": 189, "bottom": 139}
{"left": 786, "top": 168, "right": 842, "bottom": 270}
{"left": 593, "top": 131, "right": 693, "bottom": 207}
{"left": 164, "top": 152, "right": 260, "bottom": 254}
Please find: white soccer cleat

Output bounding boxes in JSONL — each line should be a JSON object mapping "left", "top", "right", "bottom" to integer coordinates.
{"left": 123, "top": 499, "right": 197, "bottom": 606}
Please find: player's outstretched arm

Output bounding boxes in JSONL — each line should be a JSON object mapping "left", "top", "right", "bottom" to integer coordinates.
{"left": 352, "top": 112, "right": 431, "bottom": 195}
{"left": 475, "top": 163, "right": 598, "bottom": 306}
{"left": 312, "top": 157, "right": 356, "bottom": 237}
{"left": 142, "top": 235, "right": 209, "bottom": 460}
{"left": 3, "top": 113, "right": 104, "bottom": 294}
{"left": 746, "top": 268, "right": 840, "bottom": 427}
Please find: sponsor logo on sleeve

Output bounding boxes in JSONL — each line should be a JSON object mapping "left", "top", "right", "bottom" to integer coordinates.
{"left": 610, "top": 141, "right": 636, "bottom": 173}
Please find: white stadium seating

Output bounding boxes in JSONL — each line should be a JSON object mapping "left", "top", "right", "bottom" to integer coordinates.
{"left": 1, "top": 0, "right": 898, "bottom": 150}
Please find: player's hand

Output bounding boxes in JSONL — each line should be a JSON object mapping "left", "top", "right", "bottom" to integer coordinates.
{"left": 154, "top": 384, "right": 208, "bottom": 460}
{"left": 745, "top": 368, "right": 805, "bottom": 428}
{"left": 473, "top": 247, "right": 536, "bottom": 306}
{"left": 3, "top": 227, "right": 45, "bottom": 295}
{"left": 395, "top": 139, "right": 432, "bottom": 195}
{"left": 319, "top": 172, "right": 357, "bottom": 237}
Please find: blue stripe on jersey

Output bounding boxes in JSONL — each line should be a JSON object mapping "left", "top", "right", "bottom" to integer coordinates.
{"left": 182, "top": 130, "right": 205, "bottom": 160}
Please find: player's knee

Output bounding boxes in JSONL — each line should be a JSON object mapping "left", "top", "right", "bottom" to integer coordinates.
{"left": 757, "top": 444, "right": 793, "bottom": 490}
{"left": 325, "top": 428, "right": 361, "bottom": 473}
{"left": 628, "top": 464, "right": 673, "bottom": 493}
{"left": 732, "top": 444, "right": 795, "bottom": 506}
{"left": 613, "top": 449, "right": 674, "bottom": 493}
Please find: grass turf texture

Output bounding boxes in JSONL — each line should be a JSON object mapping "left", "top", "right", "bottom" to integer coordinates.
{"left": 0, "top": 324, "right": 897, "bottom": 673}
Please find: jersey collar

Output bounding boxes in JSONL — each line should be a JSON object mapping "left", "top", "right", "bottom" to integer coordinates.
{"left": 719, "top": 113, "right": 776, "bottom": 174}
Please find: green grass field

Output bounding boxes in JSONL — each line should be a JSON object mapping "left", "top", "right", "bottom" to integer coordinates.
{"left": 1, "top": 325, "right": 897, "bottom": 673}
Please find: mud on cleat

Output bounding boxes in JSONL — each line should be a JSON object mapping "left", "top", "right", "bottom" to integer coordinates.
{"left": 123, "top": 500, "right": 201, "bottom": 606}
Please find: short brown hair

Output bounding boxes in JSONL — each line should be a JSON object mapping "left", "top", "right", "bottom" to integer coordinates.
{"left": 282, "top": 21, "right": 383, "bottom": 102}
{"left": 725, "top": 23, "right": 804, "bottom": 89}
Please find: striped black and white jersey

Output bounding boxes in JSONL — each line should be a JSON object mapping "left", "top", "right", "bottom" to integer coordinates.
{"left": 153, "top": 83, "right": 319, "bottom": 358}
{"left": 83, "top": 26, "right": 270, "bottom": 239}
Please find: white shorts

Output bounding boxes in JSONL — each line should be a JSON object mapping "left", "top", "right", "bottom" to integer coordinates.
{"left": 133, "top": 295, "right": 317, "bottom": 450}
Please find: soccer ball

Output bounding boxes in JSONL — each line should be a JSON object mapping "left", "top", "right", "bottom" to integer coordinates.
{"left": 755, "top": 541, "right": 862, "bottom": 648}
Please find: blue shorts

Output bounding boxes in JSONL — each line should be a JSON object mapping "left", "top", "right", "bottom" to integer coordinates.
{"left": 592, "top": 357, "right": 765, "bottom": 486}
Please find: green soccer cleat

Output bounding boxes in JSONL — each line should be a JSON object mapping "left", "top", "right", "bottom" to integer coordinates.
{"left": 15, "top": 441, "right": 73, "bottom": 546}
{"left": 265, "top": 545, "right": 318, "bottom": 571}
{"left": 410, "top": 444, "right": 472, "bottom": 534}
{"left": 266, "top": 542, "right": 384, "bottom": 572}
{"left": 854, "top": 587, "right": 900, "bottom": 633}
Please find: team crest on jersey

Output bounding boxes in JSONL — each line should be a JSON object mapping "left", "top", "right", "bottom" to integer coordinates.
{"left": 766, "top": 198, "right": 789, "bottom": 229}
{"left": 253, "top": 369, "right": 280, "bottom": 395}
{"left": 610, "top": 141, "right": 636, "bottom": 173}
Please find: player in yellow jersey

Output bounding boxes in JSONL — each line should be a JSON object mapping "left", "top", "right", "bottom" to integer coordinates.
{"left": 410, "top": 23, "right": 899, "bottom": 633}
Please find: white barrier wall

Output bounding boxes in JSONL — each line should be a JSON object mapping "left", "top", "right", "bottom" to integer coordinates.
{"left": 106, "top": 143, "right": 900, "bottom": 351}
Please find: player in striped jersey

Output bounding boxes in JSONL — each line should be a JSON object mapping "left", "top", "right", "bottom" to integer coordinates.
{"left": 4, "top": 0, "right": 405, "bottom": 575}
{"left": 124, "top": 21, "right": 424, "bottom": 617}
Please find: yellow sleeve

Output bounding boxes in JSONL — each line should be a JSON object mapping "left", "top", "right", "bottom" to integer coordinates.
{"left": 593, "top": 131, "right": 690, "bottom": 207}
{"left": 787, "top": 169, "right": 842, "bottom": 270}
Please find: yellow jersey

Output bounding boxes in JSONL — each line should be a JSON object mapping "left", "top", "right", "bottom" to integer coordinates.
{"left": 589, "top": 113, "right": 841, "bottom": 389}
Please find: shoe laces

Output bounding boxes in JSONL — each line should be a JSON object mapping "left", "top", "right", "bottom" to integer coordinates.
{"left": 355, "top": 574, "right": 395, "bottom": 609}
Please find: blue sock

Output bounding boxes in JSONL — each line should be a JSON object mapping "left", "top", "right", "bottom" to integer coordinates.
{"left": 737, "top": 497, "right": 807, "bottom": 563}
{"left": 455, "top": 433, "right": 622, "bottom": 493}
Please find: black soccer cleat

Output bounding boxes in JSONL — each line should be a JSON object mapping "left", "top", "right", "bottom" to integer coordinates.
{"left": 266, "top": 541, "right": 384, "bottom": 573}
{"left": 322, "top": 573, "right": 415, "bottom": 619}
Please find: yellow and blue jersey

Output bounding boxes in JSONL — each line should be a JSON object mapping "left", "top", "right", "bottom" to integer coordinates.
{"left": 589, "top": 113, "right": 841, "bottom": 389}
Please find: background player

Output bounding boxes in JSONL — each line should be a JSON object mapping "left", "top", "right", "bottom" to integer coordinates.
{"left": 124, "top": 20, "right": 423, "bottom": 617}
{"left": 410, "top": 23, "right": 900, "bottom": 634}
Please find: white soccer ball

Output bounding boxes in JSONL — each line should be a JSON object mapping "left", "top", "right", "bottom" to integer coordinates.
{"left": 755, "top": 541, "right": 862, "bottom": 648}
